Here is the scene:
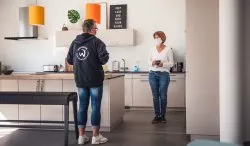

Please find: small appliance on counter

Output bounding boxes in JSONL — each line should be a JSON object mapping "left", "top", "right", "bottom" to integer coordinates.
{"left": 43, "top": 65, "right": 59, "bottom": 72}
{"left": 177, "top": 62, "right": 184, "bottom": 72}
{"left": 170, "top": 62, "right": 184, "bottom": 73}
{"left": 112, "top": 60, "right": 120, "bottom": 72}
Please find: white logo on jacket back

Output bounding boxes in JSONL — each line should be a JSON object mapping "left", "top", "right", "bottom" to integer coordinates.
{"left": 76, "top": 46, "right": 89, "bottom": 60}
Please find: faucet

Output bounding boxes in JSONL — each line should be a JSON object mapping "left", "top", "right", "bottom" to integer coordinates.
{"left": 121, "top": 58, "right": 126, "bottom": 72}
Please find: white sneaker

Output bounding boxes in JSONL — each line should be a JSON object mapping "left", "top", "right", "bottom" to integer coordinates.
{"left": 91, "top": 134, "right": 108, "bottom": 144}
{"left": 78, "top": 135, "right": 89, "bottom": 145}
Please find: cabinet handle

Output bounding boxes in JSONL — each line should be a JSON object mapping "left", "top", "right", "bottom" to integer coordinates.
{"left": 40, "top": 80, "right": 44, "bottom": 92}
{"left": 170, "top": 80, "right": 176, "bottom": 82}
{"left": 170, "top": 75, "right": 176, "bottom": 76}
{"left": 140, "top": 75, "right": 149, "bottom": 76}
{"left": 140, "top": 79, "right": 149, "bottom": 82}
{"left": 36, "top": 80, "right": 40, "bottom": 92}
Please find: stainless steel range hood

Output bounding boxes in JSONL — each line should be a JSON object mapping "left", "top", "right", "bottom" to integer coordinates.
{"left": 4, "top": 7, "right": 38, "bottom": 40}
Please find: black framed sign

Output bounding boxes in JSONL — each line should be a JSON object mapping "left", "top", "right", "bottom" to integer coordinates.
{"left": 109, "top": 4, "right": 127, "bottom": 29}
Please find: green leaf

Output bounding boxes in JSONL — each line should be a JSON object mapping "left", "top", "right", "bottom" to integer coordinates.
{"left": 68, "top": 9, "right": 80, "bottom": 24}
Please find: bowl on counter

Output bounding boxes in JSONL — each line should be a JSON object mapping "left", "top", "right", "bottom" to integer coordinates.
{"left": 2, "top": 70, "right": 13, "bottom": 75}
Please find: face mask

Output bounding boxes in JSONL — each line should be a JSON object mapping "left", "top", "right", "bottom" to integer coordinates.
{"left": 155, "top": 38, "right": 162, "bottom": 46}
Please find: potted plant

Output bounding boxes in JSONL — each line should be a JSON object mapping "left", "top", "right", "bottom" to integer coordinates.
{"left": 67, "top": 9, "right": 81, "bottom": 29}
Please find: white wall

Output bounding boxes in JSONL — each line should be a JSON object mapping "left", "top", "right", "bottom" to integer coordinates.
{"left": 244, "top": 0, "right": 250, "bottom": 142}
{"left": 186, "top": 0, "right": 219, "bottom": 137}
{"left": 0, "top": 0, "right": 185, "bottom": 72}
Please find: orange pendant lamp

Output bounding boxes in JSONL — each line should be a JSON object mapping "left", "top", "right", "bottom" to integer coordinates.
{"left": 29, "top": 5, "right": 45, "bottom": 25}
{"left": 86, "top": 3, "right": 101, "bottom": 24}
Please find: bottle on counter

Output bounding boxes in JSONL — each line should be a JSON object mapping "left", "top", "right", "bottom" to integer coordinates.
{"left": 102, "top": 64, "right": 109, "bottom": 72}
{"left": 132, "top": 66, "right": 140, "bottom": 72}
{"left": 59, "top": 64, "right": 64, "bottom": 72}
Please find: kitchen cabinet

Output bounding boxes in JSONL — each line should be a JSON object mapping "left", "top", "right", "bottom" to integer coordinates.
{"left": 97, "top": 29, "right": 135, "bottom": 46}
{"left": 132, "top": 74, "right": 153, "bottom": 107}
{"left": 0, "top": 74, "right": 125, "bottom": 132}
{"left": 55, "top": 29, "right": 135, "bottom": 47}
{"left": 18, "top": 79, "right": 64, "bottom": 123}
{"left": 168, "top": 74, "right": 185, "bottom": 107}
{"left": 62, "top": 79, "right": 124, "bottom": 130}
{"left": 132, "top": 73, "right": 185, "bottom": 108}
{"left": 105, "top": 73, "right": 133, "bottom": 107}
{"left": 18, "top": 80, "right": 40, "bottom": 121}
{"left": 124, "top": 74, "right": 133, "bottom": 106}
{"left": 0, "top": 80, "right": 18, "bottom": 122}
{"left": 41, "top": 80, "right": 63, "bottom": 122}
{"left": 62, "top": 79, "right": 112, "bottom": 127}
{"left": 62, "top": 79, "right": 77, "bottom": 122}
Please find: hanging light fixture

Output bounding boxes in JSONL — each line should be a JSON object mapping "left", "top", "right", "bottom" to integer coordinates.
{"left": 85, "top": 3, "right": 101, "bottom": 24}
{"left": 29, "top": 0, "right": 45, "bottom": 25}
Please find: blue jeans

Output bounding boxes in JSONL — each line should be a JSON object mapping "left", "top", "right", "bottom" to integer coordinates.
{"left": 77, "top": 85, "right": 103, "bottom": 129}
{"left": 149, "top": 71, "right": 170, "bottom": 117}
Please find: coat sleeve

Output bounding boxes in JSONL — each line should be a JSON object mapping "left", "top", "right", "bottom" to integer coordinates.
{"left": 66, "top": 40, "right": 75, "bottom": 65}
{"left": 96, "top": 40, "right": 109, "bottom": 65}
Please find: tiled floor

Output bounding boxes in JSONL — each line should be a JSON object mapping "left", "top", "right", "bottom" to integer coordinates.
{"left": 0, "top": 110, "right": 189, "bottom": 146}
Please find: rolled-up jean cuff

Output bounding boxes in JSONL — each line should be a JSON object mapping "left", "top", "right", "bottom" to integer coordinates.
{"left": 78, "top": 125, "right": 86, "bottom": 128}
{"left": 92, "top": 126, "right": 100, "bottom": 129}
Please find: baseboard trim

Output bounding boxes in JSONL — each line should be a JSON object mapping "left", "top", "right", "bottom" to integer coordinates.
{"left": 189, "top": 134, "right": 220, "bottom": 141}
{"left": 128, "top": 107, "right": 186, "bottom": 111}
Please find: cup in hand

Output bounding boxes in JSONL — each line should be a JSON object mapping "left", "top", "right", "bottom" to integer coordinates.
{"left": 155, "top": 60, "right": 161, "bottom": 65}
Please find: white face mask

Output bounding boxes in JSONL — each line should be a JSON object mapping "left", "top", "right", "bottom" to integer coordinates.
{"left": 155, "top": 38, "right": 162, "bottom": 46}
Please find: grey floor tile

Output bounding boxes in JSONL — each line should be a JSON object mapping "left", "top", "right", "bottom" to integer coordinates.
{"left": 0, "top": 110, "right": 189, "bottom": 146}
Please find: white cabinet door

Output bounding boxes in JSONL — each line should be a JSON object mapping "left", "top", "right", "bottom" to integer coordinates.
{"left": 62, "top": 79, "right": 77, "bottom": 121}
{"left": 18, "top": 80, "right": 40, "bottom": 121}
{"left": 56, "top": 29, "right": 135, "bottom": 47}
{"left": 41, "top": 80, "right": 63, "bottom": 121}
{"left": 0, "top": 80, "right": 18, "bottom": 91}
{"left": 0, "top": 80, "right": 19, "bottom": 122}
{"left": 125, "top": 78, "right": 133, "bottom": 106}
{"left": 167, "top": 78, "right": 185, "bottom": 107}
{"left": 132, "top": 78, "right": 153, "bottom": 107}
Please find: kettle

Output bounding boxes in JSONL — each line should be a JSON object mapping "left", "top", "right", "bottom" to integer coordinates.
{"left": 112, "top": 60, "right": 120, "bottom": 72}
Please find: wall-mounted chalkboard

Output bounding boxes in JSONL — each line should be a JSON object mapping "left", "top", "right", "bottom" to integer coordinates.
{"left": 109, "top": 4, "right": 127, "bottom": 29}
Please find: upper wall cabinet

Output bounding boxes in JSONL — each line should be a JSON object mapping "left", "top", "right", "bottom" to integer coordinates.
{"left": 55, "top": 29, "right": 135, "bottom": 47}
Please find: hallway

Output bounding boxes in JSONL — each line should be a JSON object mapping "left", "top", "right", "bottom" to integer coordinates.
{"left": 0, "top": 110, "right": 189, "bottom": 146}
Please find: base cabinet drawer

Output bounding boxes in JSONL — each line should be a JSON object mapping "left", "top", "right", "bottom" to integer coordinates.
{"left": 132, "top": 78, "right": 153, "bottom": 107}
{"left": 168, "top": 78, "right": 185, "bottom": 107}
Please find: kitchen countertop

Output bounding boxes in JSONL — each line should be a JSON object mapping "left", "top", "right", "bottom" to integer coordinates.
{"left": 106, "top": 71, "right": 186, "bottom": 74}
{"left": 0, "top": 72, "right": 124, "bottom": 80}
{"left": 0, "top": 70, "right": 185, "bottom": 80}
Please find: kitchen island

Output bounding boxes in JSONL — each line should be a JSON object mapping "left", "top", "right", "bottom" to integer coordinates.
{"left": 0, "top": 73, "right": 125, "bottom": 132}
